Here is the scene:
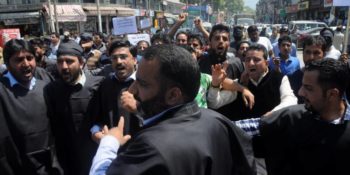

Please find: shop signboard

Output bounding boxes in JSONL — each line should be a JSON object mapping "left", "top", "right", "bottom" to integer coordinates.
{"left": 0, "top": 28, "right": 21, "bottom": 47}
{"left": 298, "top": 1, "right": 309, "bottom": 10}
{"left": 333, "top": 0, "right": 350, "bottom": 6}
{"left": 324, "top": 0, "right": 333, "bottom": 7}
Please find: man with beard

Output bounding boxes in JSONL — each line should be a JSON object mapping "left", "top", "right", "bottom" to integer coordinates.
{"left": 80, "top": 33, "right": 102, "bottom": 61}
{"left": 320, "top": 27, "right": 341, "bottom": 60}
{"left": 236, "top": 59, "right": 350, "bottom": 175}
{"left": 90, "top": 40, "right": 140, "bottom": 143}
{"left": 90, "top": 44, "right": 256, "bottom": 175}
{"left": 45, "top": 40, "right": 104, "bottom": 175}
{"left": 199, "top": 24, "right": 245, "bottom": 117}
{"left": 0, "top": 39, "right": 61, "bottom": 174}
{"left": 30, "top": 38, "right": 59, "bottom": 79}
{"left": 248, "top": 25, "right": 274, "bottom": 59}
{"left": 288, "top": 35, "right": 327, "bottom": 103}
{"left": 211, "top": 44, "right": 297, "bottom": 120}
{"left": 230, "top": 25, "right": 245, "bottom": 54}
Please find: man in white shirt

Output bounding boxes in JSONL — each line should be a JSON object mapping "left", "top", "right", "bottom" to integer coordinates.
{"left": 208, "top": 44, "right": 297, "bottom": 119}
{"left": 320, "top": 27, "right": 341, "bottom": 60}
{"left": 333, "top": 25, "right": 344, "bottom": 52}
{"left": 247, "top": 25, "right": 274, "bottom": 59}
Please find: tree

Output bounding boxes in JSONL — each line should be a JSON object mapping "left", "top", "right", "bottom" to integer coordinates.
{"left": 226, "top": 0, "right": 244, "bottom": 14}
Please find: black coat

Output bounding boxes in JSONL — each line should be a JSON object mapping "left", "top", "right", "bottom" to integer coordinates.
{"left": 45, "top": 74, "right": 104, "bottom": 175}
{"left": 107, "top": 102, "right": 256, "bottom": 175}
{"left": 257, "top": 105, "right": 350, "bottom": 175}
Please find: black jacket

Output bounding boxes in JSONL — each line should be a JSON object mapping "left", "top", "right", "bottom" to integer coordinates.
{"left": 107, "top": 102, "right": 256, "bottom": 175}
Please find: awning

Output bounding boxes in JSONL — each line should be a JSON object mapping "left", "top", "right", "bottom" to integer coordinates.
{"left": 83, "top": 6, "right": 135, "bottom": 16}
{"left": 44, "top": 4, "right": 86, "bottom": 22}
{"left": 0, "top": 11, "right": 40, "bottom": 25}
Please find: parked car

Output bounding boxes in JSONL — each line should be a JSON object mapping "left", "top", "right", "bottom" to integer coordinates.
{"left": 296, "top": 27, "right": 324, "bottom": 48}
{"left": 289, "top": 20, "right": 328, "bottom": 45}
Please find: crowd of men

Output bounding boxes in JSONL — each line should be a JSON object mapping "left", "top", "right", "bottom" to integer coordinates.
{"left": 0, "top": 13, "right": 349, "bottom": 175}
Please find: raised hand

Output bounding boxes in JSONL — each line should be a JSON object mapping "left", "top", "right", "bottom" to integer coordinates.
{"left": 211, "top": 62, "right": 228, "bottom": 87}
{"left": 103, "top": 117, "right": 131, "bottom": 146}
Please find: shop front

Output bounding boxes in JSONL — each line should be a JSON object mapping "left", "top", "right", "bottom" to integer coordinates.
{"left": 43, "top": 4, "right": 87, "bottom": 34}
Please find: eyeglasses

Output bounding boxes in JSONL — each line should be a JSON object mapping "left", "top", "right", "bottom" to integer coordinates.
{"left": 111, "top": 54, "right": 129, "bottom": 60}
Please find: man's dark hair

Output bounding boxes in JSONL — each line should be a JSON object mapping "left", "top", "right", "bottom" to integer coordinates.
{"left": 320, "top": 27, "right": 334, "bottom": 37}
{"left": 93, "top": 32, "right": 105, "bottom": 39}
{"left": 209, "top": 24, "right": 230, "bottom": 41}
{"left": 188, "top": 33, "right": 205, "bottom": 47}
{"left": 180, "top": 45, "right": 196, "bottom": 54}
{"left": 151, "top": 32, "right": 172, "bottom": 45}
{"left": 304, "top": 59, "right": 349, "bottom": 97}
{"left": 247, "top": 25, "right": 259, "bottom": 34}
{"left": 30, "top": 38, "right": 48, "bottom": 50}
{"left": 278, "top": 35, "right": 292, "bottom": 47}
{"left": 336, "top": 26, "right": 343, "bottom": 32}
{"left": 279, "top": 27, "right": 289, "bottom": 34}
{"left": 108, "top": 40, "right": 132, "bottom": 56}
{"left": 302, "top": 35, "right": 327, "bottom": 52}
{"left": 50, "top": 32, "right": 60, "bottom": 38}
{"left": 137, "top": 40, "right": 150, "bottom": 47}
{"left": 143, "top": 44, "right": 200, "bottom": 102}
{"left": 235, "top": 40, "right": 251, "bottom": 51}
{"left": 246, "top": 44, "right": 268, "bottom": 60}
{"left": 175, "top": 31, "right": 188, "bottom": 40}
{"left": 3, "top": 39, "right": 35, "bottom": 64}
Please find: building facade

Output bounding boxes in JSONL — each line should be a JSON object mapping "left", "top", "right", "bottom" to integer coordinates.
{"left": 0, "top": 0, "right": 185, "bottom": 36}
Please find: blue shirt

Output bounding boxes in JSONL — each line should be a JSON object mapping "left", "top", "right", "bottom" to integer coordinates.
{"left": 3, "top": 71, "right": 36, "bottom": 90}
{"left": 269, "top": 55, "right": 300, "bottom": 76}
{"left": 272, "top": 42, "right": 297, "bottom": 57}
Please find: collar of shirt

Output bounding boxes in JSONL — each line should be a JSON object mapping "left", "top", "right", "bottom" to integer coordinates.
{"left": 112, "top": 71, "right": 136, "bottom": 82}
{"left": 278, "top": 54, "right": 293, "bottom": 63}
{"left": 3, "top": 71, "right": 36, "bottom": 90}
{"left": 75, "top": 71, "right": 86, "bottom": 86}
{"left": 142, "top": 104, "right": 184, "bottom": 127}
{"left": 250, "top": 69, "right": 269, "bottom": 86}
{"left": 322, "top": 99, "right": 350, "bottom": 124}
{"left": 342, "top": 100, "right": 350, "bottom": 121}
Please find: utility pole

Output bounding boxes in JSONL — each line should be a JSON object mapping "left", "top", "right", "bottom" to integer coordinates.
{"left": 53, "top": 0, "right": 59, "bottom": 34}
{"left": 97, "top": 0, "right": 102, "bottom": 33}
{"left": 47, "top": 0, "right": 55, "bottom": 33}
{"left": 343, "top": 6, "right": 350, "bottom": 53}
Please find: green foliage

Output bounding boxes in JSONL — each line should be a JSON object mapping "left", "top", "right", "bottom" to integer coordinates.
{"left": 243, "top": 6, "right": 255, "bottom": 15}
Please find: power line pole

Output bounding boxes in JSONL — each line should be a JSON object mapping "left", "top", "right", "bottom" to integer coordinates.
{"left": 53, "top": 0, "right": 59, "bottom": 33}
{"left": 47, "top": 0, "right": 55, "bottom": 33}
{"left": 97, "top": 0, "right": 102, "bottom": 33}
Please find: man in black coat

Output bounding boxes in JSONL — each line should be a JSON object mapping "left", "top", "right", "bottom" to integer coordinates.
{"left": 0, "top": 39, "right": 61, "bottom": 174}
{"left": 90, "top": 44, "right": 256, "bottom": 175}
{"left": 45, "top": 40, "right": 104, "bottom": 175}
{"left": 90, "top": 40, "right": 141, "bottom": 143}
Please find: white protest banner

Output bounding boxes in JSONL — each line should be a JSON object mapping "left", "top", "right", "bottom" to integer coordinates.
{"left": 127, "top": 33, "right": 151, "bottom": 46}
{"left": 112, "top": 16, "right": 138, "bottom": 35}
{"left": 140, "top": 18, "right": 152, "bottom": 29}
{"left": 333, "top": 0, "right": 350, "bottom": 6}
